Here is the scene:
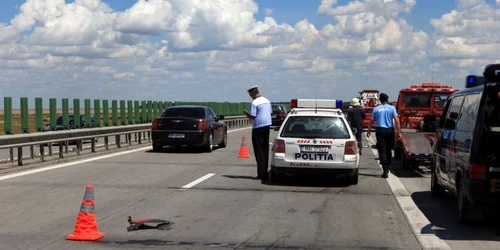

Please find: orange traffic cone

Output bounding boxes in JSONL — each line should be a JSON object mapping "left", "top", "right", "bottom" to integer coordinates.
{"left": 66, "top": 185, "right": 105, "bottom": 241}
{"left": 237, "top": 133, "right": 250, "bottom": 158}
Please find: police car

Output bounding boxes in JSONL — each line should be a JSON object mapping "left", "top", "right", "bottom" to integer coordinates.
{"left": 270, "top": 99, "right": 360, "bottom": 184}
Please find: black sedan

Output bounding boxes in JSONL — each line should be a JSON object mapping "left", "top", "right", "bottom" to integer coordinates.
{"left": 151, "top": 105, "right": 228, "bottom": 152}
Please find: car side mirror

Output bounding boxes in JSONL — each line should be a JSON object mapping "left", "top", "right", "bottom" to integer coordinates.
{"left": 218, "top": 115, "right": 225, "bottom": 120}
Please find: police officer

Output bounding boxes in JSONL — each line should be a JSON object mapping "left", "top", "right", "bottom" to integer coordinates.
{"left": 244, "top": 86, "right": 272, "bottom": 180}
{"left": 367, "top": 93, "right": 401, "bottom": 178}
{"left": 347, "top": 98, "right": 365, "bottom": 155}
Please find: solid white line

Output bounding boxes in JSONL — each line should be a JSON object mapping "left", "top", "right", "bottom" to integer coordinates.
{"left": 0, "top": 127, "right": 252, "bottom": 182}
{"left": 181, "top": 173, "right": 215, "bottom": 189}
{"left": 364, "top": 133, "right": 451, "bottom": 250}
{"left": 0, "top": 146, "right": 152, "bottom": 181}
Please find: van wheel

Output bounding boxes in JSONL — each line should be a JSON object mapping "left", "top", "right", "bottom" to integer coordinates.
{"left": 458, "top": 181, "right": 472, "bottom": 224}
{"left": 400, "top": 151, "right": 410, "bottom": 169}
{"left": 394, "top": 146, "right": 401, "bottom": 160}
{"left": 431, "top": 168, "right": 445, "bottom": 198}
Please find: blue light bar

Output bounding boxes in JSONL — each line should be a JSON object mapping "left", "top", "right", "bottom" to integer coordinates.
{"left": 465, "top": 75, "right": 484, "bottom": 88}
{"left": 336, "top": 100, "right": 343, "bottom": 109}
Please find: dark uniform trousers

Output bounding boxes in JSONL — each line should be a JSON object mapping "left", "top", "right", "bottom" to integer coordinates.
{"left": 252, "top": 126, "right": 270, "bottom": 178}
{"left": 355, "top": 126, "right": 363, "bottom": 153}
{"left": 375, "top": 127, "right": 395, "bottom": 166}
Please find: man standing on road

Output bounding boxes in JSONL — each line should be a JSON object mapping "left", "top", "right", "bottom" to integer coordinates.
{"left": 347, "top": 98, "right": 365, "bottom": 155}
{"left": 244, "top": 86, "right": 272, "bottom": 180}
{"left": 367, "top": 93, "right": 401, "bottom": 178}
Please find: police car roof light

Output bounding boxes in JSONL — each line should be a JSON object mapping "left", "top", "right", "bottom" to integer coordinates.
{"left": 291, "top": 99, "right": 342, "bottom": 109}
{"left": 465, "top": 75, "right": 484, "bottom": 88}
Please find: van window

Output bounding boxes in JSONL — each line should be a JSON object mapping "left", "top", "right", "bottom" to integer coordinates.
{"left": 456, "top": 93, "right": 481, "bottom": 132}
{"left": 444, "top": 96, "right": 464, "bottom": 130}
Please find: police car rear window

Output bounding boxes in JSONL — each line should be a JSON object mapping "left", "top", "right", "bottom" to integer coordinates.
{"left": 280, "top": 116, "right": 350, "bottom": 139}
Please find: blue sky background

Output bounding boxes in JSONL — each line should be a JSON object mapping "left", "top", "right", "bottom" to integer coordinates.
{"left": 0, "top": 0, "right": 499, "bottom": 108}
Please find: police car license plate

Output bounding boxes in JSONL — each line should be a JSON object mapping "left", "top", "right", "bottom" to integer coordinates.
{"left": 300, "top": 146, "right": 329, "bottom": 153}
{"left": 168, "top": 133, "right": 185, "bottom": 138}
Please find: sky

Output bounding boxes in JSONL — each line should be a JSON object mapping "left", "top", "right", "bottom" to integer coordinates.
{"left": 1, "top": 0, "right": 500, "bottom": 106}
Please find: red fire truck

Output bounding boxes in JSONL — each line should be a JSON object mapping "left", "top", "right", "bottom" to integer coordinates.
{"left": 394, "top": 83, "right": 459, "bottom": 169}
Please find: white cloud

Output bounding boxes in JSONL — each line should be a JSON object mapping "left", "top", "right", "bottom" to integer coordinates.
{"left": 264, "top": 8, "right": 274, "bottom": 16}
{"left": 0, "top": 0, "right": 499, "bottom": 103}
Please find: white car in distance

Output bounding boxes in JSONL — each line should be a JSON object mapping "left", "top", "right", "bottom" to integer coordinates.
{"left": 270, "top": 99, "right": 360, "bottom": 184}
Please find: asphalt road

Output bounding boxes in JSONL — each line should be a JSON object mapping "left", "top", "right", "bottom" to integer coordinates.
{"left": 0, "top": 127, "right": 424, "bottom": 250}
{"left": 365, "top": 133, "right": 500, "bottom": 250}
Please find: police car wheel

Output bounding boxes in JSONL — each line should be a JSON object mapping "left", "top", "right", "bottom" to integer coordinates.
{"left": 349, "top": 169, "right": 359, "bottom": 185}
{"left": 269, "top": 166, "right": 282, "bottom": 183}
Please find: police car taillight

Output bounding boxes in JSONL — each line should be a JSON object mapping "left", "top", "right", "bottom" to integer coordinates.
{"left": 274, "top": 139, "right": 285, "bottom": 153}
{"left": 152, "top": 119, "right": 159, "bottom": 130}
{"left": 344, "top": 141, "right": 357, "bottom": 155}
{"left": 469, "top": 164, "right": 487, "bottom": 180}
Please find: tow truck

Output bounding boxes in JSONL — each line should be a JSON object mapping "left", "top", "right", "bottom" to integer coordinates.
{"left": 358, "top": 89, "right": 381, "bottom": 128}
{"left": 393, "top": 83, "right": 459, "bottom": 169}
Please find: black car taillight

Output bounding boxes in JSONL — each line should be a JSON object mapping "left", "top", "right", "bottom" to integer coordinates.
{"left": 152, "top": 119, "right": 158, "bottom": 130}
{"left": 278, "top": 113, "right": 285, "bottom": 118}
{"left": 198, "top": 119, "right": 206, "bottom": 131}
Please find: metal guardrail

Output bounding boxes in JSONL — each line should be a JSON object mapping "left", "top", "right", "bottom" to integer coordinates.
{"left": 0, "top": 116, "right": 250, "bottom": 166}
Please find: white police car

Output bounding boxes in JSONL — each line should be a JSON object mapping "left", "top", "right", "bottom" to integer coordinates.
{"left": 270, "top": 99, "right": 360, "bottom": 184}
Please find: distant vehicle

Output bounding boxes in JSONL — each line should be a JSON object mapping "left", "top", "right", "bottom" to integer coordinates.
{"left": 42, "top": 114, "right": 98, "bottom": 144}
{"left": 358, "top": 89, "right": 381, "bottom": 128}
{"left": 394, "top": 82, "right": 459, "bottom": 170}
{"left": 431, "top": 69, "right": 500, "bottom": 224}
{"left": 270, "top": 98, "right": 359, "bottom": 184}
{"left": 42, "top": 114, "right": 98, "bottom": 132}
{"left": 151, "top": 105, "right": 228, "bottom": 152}
{"left": 271, "top": 103, "right": 288, "bottom": 126}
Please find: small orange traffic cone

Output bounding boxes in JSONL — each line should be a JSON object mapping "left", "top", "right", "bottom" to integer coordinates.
{"left": 66, "top": 185, "right": 105, "bottom": 241}
{"left": 237, "top": 133, "right": 250, "bottom": 158}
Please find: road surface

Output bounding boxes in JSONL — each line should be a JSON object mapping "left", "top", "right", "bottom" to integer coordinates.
{"left": 0, "top": 128, "right": 497, "bottom": 249}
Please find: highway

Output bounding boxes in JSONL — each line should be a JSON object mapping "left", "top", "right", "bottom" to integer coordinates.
{"left": 0, "top": 128, "right": 498, "bottom": 249}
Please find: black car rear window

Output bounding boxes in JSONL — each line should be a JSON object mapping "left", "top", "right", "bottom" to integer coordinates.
{"left": 280, "top": 116, "right": 350, "bottom": 139}
{"left": 161, "top": 107, "right": 206, "bottom": 119}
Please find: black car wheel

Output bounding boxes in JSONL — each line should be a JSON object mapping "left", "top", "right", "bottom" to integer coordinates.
{"left": 218, "top": 130, "right": 227, "bottom": 148}
{"left": 205, "top": 132, "right": 213, "bottom": 152}
{"left": 152, "top": 144, "right": 163, "bottom": 152}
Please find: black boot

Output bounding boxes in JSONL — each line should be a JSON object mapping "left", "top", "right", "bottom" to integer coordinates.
{"left": 381, "top": 165, "right": 388, "bottom": 178}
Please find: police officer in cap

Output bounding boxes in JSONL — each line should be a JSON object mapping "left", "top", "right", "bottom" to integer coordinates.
{"left": 367, "top": 93, "right": 401, "bottom": 178}
{"left": 244, "top": 85, "right": 272, "bottom": 180}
